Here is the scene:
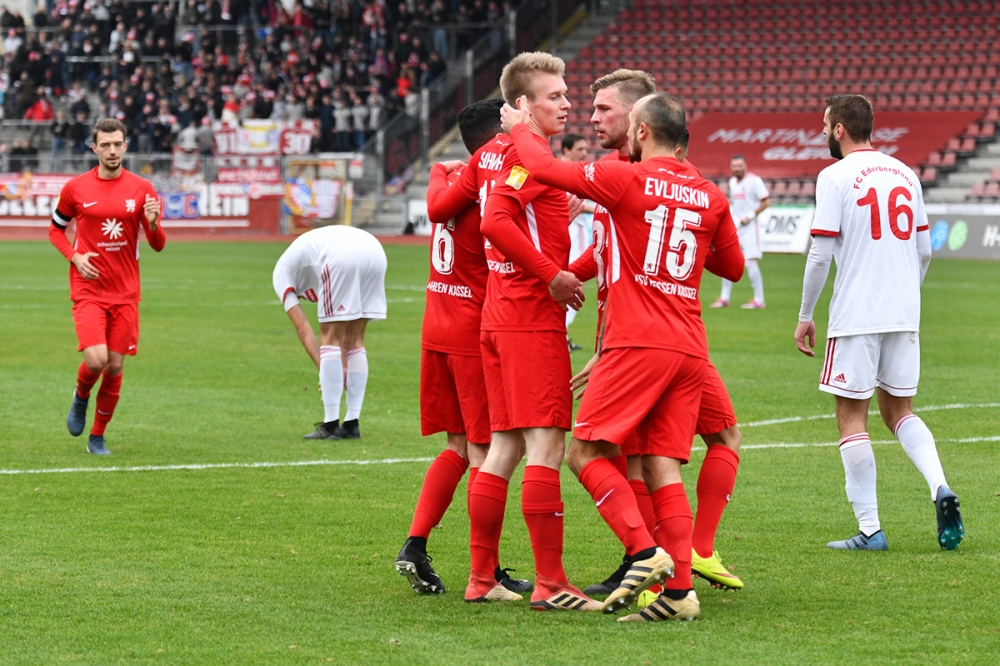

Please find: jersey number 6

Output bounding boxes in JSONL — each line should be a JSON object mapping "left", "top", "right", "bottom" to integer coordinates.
{"left": 432, "top": 221, "right": 455, "bottom": 275}
{"left": 643, "top": 205, "right": 701, "bottom": 281}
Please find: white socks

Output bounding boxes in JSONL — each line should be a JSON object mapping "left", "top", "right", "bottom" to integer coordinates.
{"left": 319, "top": 346, "right": 344, "bottom": 423}
{"left": 895, "top": 415, "right": 948, "bottom": 499}
{"left": 840, "top": 433, "right": 880, "bottom": 536}
{"left": 746, "top": 259, "right": 764, "bottom": 304}
{"left": 565, "top": 307, "right": 577, "bottom": 327}
{"left": 345, "top": 347, "right": 369, "bottom": 421}
{"left": 719, "top": 278, "right": 734, "bottom": 302}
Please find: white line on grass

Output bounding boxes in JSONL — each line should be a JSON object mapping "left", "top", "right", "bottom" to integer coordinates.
{"left": 0, "top": 456, "right": 435, "bottom": 476}
{"left": 740, "top": 401, "right": 1000, "bottom": 428}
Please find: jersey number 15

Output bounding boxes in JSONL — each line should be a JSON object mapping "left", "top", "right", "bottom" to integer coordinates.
{"left": 643, "top": 205, "right": 701, "bottom": 281}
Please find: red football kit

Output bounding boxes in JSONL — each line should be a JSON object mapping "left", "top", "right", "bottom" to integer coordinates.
{"left": 49, "top": 167, "right": 165, "bottom": 354}
{"left": 420, "top": 165, "right": 491, "bottom": 443}
{"left": 509, "top": 124, "right": 743, "bottom": 458}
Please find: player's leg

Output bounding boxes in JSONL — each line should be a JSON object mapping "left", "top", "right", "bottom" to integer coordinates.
{"left": 820, "top": 335, "right": 886, "bottom": 550}
{"left": 310, "top": 321, "right": 347, "bottom": 439}
{"left": 466, "top": 429, "right": 525, "bottom": 602}
{"left": 582, "top": 443, "right": 635, "bottom": 597}
{"left": 85, "top": 303, "right": 138, "bottom": 455}
{"left": 714, "top": 278, "right": 733, "bottom": 307}
{"left": 68, "top": 302, "right": 109, "bottom": 437}
{"left": 875, "top": 332, "right": 962, "bottom": 549}
{"left": 338, "top": 318, "right": 369, "bottom": 438}
{"left": 741, "top": 258, "right": 765, "bottom": 308}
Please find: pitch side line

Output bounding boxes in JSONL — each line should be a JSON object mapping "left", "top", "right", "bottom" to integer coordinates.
{"left": 740, "top": 402, "right": 1000, "bottom": 428}
{"left": 0, "top": 456, "right": 436, "bottom": 476}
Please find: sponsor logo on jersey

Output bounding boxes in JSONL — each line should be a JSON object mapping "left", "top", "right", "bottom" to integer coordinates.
{"left": 102, "top": 219, "right": 124, "bottom": 239}
{"left": 83, "top": 202, "right": 98, "bottom": 208}
{"left": 833, "top": 373, "right": 847, "bottom": 384}
{"left": 125, "top": 199, "right": 136, "bottom": 213}
{"left": 506, "top": 166, "right": 529, "bottom": 190}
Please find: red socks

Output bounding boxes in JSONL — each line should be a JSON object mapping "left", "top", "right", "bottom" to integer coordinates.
{"left": 579, "top": 458, "right": 656, "bottom": 556}
{"left": 408, "top": 448, "right": 469, "bottom": 539}
{"left": 652, "top": 483, "right": 693, "bottom": 590}
{"left": 469, "top": 471, "right": 508, "bottom": 577}
{"left": 90, "top": 371, "right": 122, "bottom": 437}
{"left": 467, "top": 466, "right": 479, "bottom": 518}
{"left": 628, "top": 478, "right": 656, "bottom": 535}
{"left": 521, "top": 465, "right": 567, "bottom": 582}
{"left": 609, "top": 454, "right": 628, "bottom": 477}
{"left": 692, "top": 445, "right": 739, "bottom": 558}
{"left": 76, "top": 363, "right": 101, "bottom": 399}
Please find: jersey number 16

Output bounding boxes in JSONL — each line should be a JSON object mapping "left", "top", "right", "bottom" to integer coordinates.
{"left": 857, "top": 186, "right": 914, "bottom": 241}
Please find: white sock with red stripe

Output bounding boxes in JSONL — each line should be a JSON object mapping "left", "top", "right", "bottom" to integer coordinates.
{"left": 894, "top": 415, "right": 947, "bottom": 499}
{"left": 344, "top": 347, "right": 368, "bottom": 421}
{"left": 746, "top": 259, "right": 764, "bottom": 304}
{"left": 840, "top": 433, "right": 880, "bottom": 536}
{"left": 719, "top": 278, "right": 733, "bottom": 302}
{"left": 319, "top": 346, "right": 343, "bottom": 423}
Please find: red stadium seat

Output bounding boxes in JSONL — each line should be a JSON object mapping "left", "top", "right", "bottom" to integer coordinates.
{"left": 985, "top": 182, "right": 1000, "bottom": 198}
{"left": 920, "top": 167, "right": 937, "bottom": 185}
{"left": 989, "top": 167, "right": 1000, "bottom": 182}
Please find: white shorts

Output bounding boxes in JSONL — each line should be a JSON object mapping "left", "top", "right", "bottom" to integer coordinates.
{"left": 317, "top": 241, "right": 388, "bottom": 322}
{"left": 737, "top": 220, "right": 762, "bottom": 261}
{"left": 819, "top": 331, "right": 920, "bottom": 399}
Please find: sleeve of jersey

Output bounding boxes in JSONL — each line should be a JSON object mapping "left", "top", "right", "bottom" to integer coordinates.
{"left": 427, "top": 163, "right": 476, "bottom": 223}
{"left": 798, "top": 234, "right": 836, "bottom": 322}
{"left": 569, "top": 243, "right": 597, "bottom": 281}
{"left": 509, "top": 124, "right": 628, "bottom": 207}
{"left": 757, "top": 177, "right": 771, "bottom": 201}
{"left": 49, "top": 182, "right": 76, "bottom": 261}
{"left": 272, "top": 263, "right": 299, "bottom": 312}
{"left": 139, "top": 185, "right": 167, "bottom": 252}
{"left": 704, "top": 242, "right": 744, "bottom": 282}
{"left": 481, "top": 186, "right": 561, "bottom": 284}
{"left": 811, "top": 172, "right": 840, "bottom": 237}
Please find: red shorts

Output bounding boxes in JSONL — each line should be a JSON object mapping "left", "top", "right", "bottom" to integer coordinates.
{"left": 696, "top": 363, "right": 737, "bottom": 435}
{"left": 480, "top": 330, "right": 572, "bottom": 431}
{"left": 574, "top": 347, "right": 706, "bottom": 463}
{"left": 72, "top": 301, "right": 139, "bottom": 355}
{"left": 419, "top": 349, "right": 491, "bottom": 444}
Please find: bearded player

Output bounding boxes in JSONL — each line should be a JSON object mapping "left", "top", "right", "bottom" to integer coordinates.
{"left": 567, "top": 70, "right": 746, "bottom": 594}
{"left": 51, "top": 118, "right": 165, "bottom": 456}
{"left": 504, "top": 92, "right": 744, "bottom": 621}
{"left": 396, "top": 98, "right": 531, "bottom": 598}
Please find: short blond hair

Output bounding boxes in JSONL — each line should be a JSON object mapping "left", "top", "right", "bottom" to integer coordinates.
{"left": 499, "top": 52, "right": 566, "bottom": 104}
{"left": 590, "top": 69, "right": 656, "bottom": 106}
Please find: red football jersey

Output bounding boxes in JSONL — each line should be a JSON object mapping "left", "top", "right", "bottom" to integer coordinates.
{"left": 479, "top": 132, "right": 571, "bottom": 333}
{"left": 421, "top": 165, "right": 490, "bottom": 356}
{"left": 510, "top": 124, "right": 741, "bottom": 358}
{"left": 50, "top": 168, "right": 165, "bottom": 304}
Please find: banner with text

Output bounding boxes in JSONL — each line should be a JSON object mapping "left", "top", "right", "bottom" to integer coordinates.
{"left": 758, "top": 204, "right": 814, "bottom": 254}
{"left": 688, "top": 111, "right": 982, "bottom": 179}
{"left": 924, "top": 204, "right": 1000, "bottom": 260}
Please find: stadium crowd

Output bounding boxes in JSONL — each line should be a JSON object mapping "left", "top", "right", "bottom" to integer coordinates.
{"left": 0, "top": 0, "right": 514, "bottom": 162}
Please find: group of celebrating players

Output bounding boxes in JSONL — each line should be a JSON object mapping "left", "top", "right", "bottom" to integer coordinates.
{"left": 48, "top": 49, "right": 964, "bottom": 626}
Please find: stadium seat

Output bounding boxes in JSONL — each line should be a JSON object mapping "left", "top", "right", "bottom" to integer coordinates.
{"left": 920, "top": 167, "right": 938, "bottom": 185}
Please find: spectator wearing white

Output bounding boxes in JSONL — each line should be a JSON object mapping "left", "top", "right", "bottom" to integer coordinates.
{"left": 367, "top": 87, "right": 384, "bottom": 132}
{"left": 333, "top": 93, "right": 352, "bottom": 152}
{"left": 350, "top": 92, "right": 368, "bottom": 149}
{"left": 713, "top": 155, "right": 771, "bottom": 309}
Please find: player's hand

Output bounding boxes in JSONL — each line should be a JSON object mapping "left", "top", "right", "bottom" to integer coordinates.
{"left": 71, "top": 252, "right": 100, "bottom": 280}
{"left": 567, "top": 193, "right": 585, "bottom": 222}
{"left": 144, "top": 194, "right": 161, "bottom": 229}
{"left": 500, "top": 98, "right": 530, "bottom": 132}
{"left": 571, "top": 353, "right": 600, "bottom": 400}
{"left": 795, "top": 320, "right": 816, "bottom": 357}
{"left": 549, "top": 270, "right": 585, "bottom": 311}
{"left": 439, "top": 159, "right": 465, "bottom": 174}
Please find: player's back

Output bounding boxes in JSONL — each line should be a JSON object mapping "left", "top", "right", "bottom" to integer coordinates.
{"left": 813, "top": 150, "right": 927, "bottom": 336}
{"left": 273, "top": 225, "right": 380, "bottom": 301}
{"left": 602, "top": 157, "right": 737, "bottom": 358}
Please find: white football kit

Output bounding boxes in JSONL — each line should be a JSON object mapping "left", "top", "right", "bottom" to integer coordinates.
{"left": 729, "top": 173, "right": 769, "bottom": 261}
{"left": 801, "top": 149, "right": 932, "bottom": 399}
{"left": 273, "top": 225, "right": 388, "bottom": 322}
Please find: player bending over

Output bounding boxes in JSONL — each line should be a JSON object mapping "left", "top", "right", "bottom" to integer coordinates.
{"left": 52, "top": 118, "right": 165, "bottom": 456}
{"left": 564, "top": 70, "right": 745, "bottom": 594}
{"left": 395, "top": 98, "right": 531, "bottom": 598}
{"left": 504, "top": 92, "right": 743, "bottom": 622}
{"left": 795, "top": 94, "right": 963, "bottom": 551}
{"left": 273, "top": 225, "right": 387, "bottom": 440}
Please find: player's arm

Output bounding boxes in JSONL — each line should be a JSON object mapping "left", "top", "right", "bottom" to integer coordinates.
{"left": 285, "top": 303, "right": 321, "bottom": 369}
{"left": 748, "top": 178, "right": 771, "bottom": 222}
{"left": 506, "top": 123, "right": 628, "bottom": 209}
{"left": 705, "top": 202, "right": 744, "bottom": 281}
{"left": 426, "top": 162, "right": 476, "bottom": 223}
{"left": 141, "top": 188, "right": 166, "bottom": 251}
{"left": 914, "top": 187, "right": 932, "bottom": 283}
{"left": 795, "top": 172, "right": 839, "bottom": 357}
{"left": 569, "top": 241, "right": 598, "bottom": 282}
{"left": 49, "top": 186, "right": 100, "bottom": 279}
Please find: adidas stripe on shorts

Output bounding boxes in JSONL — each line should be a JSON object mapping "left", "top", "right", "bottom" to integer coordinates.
{"left": 819, "top": 331, "right": 920, "bottom": 399}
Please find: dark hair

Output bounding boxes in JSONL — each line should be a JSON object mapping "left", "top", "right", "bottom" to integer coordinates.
{"left": 90, "top": 117, "right": 128, "bottom": 144}
{"left": 561, "top": 133, "right": 586, "bottom": 152}
{"left": 825, "top": 94, "right": 873, "bottom": 143}
{"left": 731, "top": 154, "right": 746, "bottom": 162}
{"left": 457, "top": 97, "right": 504, "bottom": 154}
{"left": 635, "top": 93, "right": 687, "bottom": 148}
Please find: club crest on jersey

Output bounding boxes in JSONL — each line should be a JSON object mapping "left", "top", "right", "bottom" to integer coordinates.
{"left": 125, "top": 199, "right": 136, "bottom": 212}
{"left": 506, "top": 166, "right": 529, "bottom": 190}
{"left": 102, "top": 219, "right": 124, "bottom": 239}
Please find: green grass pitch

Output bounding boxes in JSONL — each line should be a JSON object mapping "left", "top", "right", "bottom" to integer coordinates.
{"left": 1, "top": 240, "right": 998, "bottom": 665}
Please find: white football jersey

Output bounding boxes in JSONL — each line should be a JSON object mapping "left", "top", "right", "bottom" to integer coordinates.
{"left": 728, "top": 172, "right": 769, "bottom": 223}
{"left": 272, "top": 225, "right": 382, "bottom": 311}
{"left": 812, "top": 149, "right": 930, "bottom": 337}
